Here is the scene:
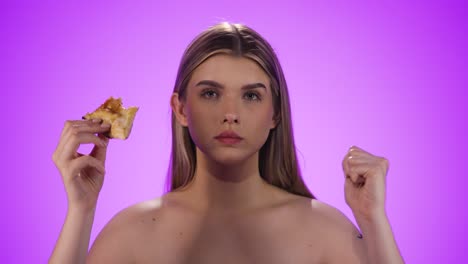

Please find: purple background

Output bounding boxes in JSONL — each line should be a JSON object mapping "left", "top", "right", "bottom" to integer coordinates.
{"left": 2, "top": 1, "right": 467, "bottom": 263}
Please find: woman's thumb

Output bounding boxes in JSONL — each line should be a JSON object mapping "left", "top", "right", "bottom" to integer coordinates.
{"left": 91, "top": 134, "right": 109, "bottom": 162}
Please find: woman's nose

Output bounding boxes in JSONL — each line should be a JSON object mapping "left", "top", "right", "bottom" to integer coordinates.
{"left": 221, "top": 95, "right": 239, "bottom": 124}
{"left": 223, "top": 113, "right": 239, "bottom": 124}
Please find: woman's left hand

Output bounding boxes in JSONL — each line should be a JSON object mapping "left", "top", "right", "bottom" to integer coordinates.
{"left": 342, "top": 146, "right": 389, "bottom": 223}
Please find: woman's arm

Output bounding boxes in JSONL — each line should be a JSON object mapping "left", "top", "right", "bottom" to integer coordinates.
{"left": 49, "top": 205, "right": 137, "bottom": 264}
{"left": 356, "top": 213, "right": 404, "bottom": 264}
{"left": 49, "top": 119, "right": 112, "bottom": 263}
{"left": 49, "top": 207, "right": 96, "bottom": 264}
{"left": 341, "top": 146, "right": 405, "bottom": 263}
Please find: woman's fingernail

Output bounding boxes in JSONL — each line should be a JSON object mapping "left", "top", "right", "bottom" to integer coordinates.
{"left": 92, "top": 119, "right": 101, "bottom": 123}
{"left": 101, "top": 123, "right": 111, "bottom": 128}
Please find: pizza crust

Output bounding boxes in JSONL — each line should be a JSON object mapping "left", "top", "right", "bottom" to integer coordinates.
{"left": 82, "top": 97, "right": 139, "bottom": 140}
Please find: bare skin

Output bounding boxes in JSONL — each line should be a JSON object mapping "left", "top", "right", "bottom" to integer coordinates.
{"left": 87, "top": 188, "right": 366, "bottom": 264}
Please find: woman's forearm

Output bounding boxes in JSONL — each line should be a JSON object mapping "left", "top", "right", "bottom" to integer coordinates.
{"left": 357, "top": 214, "right": 405, "bottom": 264}
{"left": 49, "top": 207, "right": 96, "bottom": 264}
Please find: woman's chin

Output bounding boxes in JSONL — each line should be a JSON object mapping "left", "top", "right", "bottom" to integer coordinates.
{"left": 213, "top": 156, "right": 247, "bottom": 166}
{"left": 209, "top": 151, "right": 254, "bottom": 166}
{"left": 196, "top": 145, "right": 258, "bottom": 166}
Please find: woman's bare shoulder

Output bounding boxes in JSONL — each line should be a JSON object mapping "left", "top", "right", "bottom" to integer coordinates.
{"left": 86, "top": 195, "right": 171, "bottom": 263}
{"left": 290, "top": 197, "right": 362, "bottom": 236}
{"left": 100, "top": 197, "right": 165, "bottom": 227}
{"left": 290, "top": 197, "right": 366, "bottom": 263}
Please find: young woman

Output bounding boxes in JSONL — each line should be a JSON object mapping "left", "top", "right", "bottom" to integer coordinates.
{"left": 50, "top": 22, "right": 404, "bottom": 263}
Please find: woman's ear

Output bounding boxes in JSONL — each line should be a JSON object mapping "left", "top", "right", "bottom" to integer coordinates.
{"left": 270, "top": 112, "right": 281, "bottom": 129}
{"left": 170, "top": 93, "right": 188, "bottom": 127}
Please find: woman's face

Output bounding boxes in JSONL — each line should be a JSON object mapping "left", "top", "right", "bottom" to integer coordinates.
{"left": 177, "top": 53, "right": 277, "bottom": 165}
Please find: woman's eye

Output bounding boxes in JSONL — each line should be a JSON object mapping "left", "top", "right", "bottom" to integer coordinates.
{"left": 244, "top": 92, "right": 261, "bottom": 101}
{"left": 201, "top": 90, "right": 218, "bottom": 99}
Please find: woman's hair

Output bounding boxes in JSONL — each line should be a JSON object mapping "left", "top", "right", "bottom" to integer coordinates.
{"left": 164, "top": 22, "right": 316, "bottom": 199}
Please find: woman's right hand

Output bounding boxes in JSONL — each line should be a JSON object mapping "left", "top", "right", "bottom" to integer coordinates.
{"left": 52, "top": 119, "right": 111, "bottom": 212}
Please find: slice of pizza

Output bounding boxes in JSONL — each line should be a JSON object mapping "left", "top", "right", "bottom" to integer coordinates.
{"left": 82, "top": 97, "right": 139, "bottom": 140}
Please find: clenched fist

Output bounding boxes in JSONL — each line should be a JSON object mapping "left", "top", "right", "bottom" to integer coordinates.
{"left": 342, "top": 146, "right": 389, "bottom": 222}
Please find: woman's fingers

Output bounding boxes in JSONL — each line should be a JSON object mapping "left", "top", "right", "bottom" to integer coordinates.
{"left": 65, "top": 122, "right": 111, "bottom": 156}
{"left": 68, "top": 155, "right": 105, "bottom": 177}
{"left": 55, "top": 120, "right": 111, "bottom": 161}
{"left": 72, "top": 120, "right": 111, "bottom": 133}
{"left": 56, "top": 120, "right": 108, "bottom": 152}
{"left": 60, "top": 132, "right": 108, "bottom": 161}
{"left": 348, "top": 165, "right": 368, "bottom": 186}
{"left": 90, "top": 133, "right": 110, "bottom": 161}
{"left": 342, "top": 154, "right": 369, "bottom": 185}
{"left": 60, "top": 119, "right": 101, "bottom": 139}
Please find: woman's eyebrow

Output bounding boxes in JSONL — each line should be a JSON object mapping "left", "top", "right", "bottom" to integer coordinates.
{"left": 242, "top": 83, "right": 266, "bottom": 91}
{"left": 195, "top": 80, "right": 223, "bottom": 88}
{"left": 195, "top": 80, "right": 267, "bottom": 90}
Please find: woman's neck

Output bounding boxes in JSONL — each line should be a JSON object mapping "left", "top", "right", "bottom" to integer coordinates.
{"left": 179, "top": 148, "right": 274, "bottom": 214}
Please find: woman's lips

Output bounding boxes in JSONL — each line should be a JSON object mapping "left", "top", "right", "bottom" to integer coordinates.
{"left": 215, "top": 137, "right": 243, "bottom": 144}
{"left": 214, "top": 130, "right": 243, "bottom": 144}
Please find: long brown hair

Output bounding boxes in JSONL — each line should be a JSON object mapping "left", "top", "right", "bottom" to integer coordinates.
{"left": 165, "top": 22, "right": 315, "bottom": 199}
